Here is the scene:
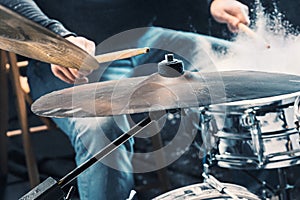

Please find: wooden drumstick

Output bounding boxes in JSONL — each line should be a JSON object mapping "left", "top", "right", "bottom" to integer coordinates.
{"left": 238, "top": 23, "right": 271, "bottom": 49}
{"left": 94, "top": 47, "right": 150, "bottom": 63}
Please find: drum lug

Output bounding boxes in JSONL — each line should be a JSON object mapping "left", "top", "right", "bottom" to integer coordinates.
{"left": 199, "top": 107, "right": 218, "bottom": 154}
{"left": 241, "top": 109, "right": 265, "bottom": 167}
{"left": 293, "top": 96, "right": 300, "bottom": 142}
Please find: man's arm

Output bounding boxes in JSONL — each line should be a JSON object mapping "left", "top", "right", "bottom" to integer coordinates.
{"left": 0, "top": 0, "right": 75, "bottom": 37}
{"left": 0, "top": 0, "right": 95, "bottom": 84}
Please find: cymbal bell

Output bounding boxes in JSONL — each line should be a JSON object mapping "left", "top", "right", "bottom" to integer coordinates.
{"left": 31, "top": 70, "right": 300, "bottom": 117}
{"left": 0, "top": 5, "right": 99, "bottom": 70}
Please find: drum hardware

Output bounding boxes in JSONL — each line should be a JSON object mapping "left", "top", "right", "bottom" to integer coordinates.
{"left": 206, "top": 97, "right": 300, "bottom": 170}
{"left": 65, "top": 186, "right": 76, "bottom": 200}
{"left": 293, "top": 96, "right": 300, "bottom": 134}
{"left": 153, "top": 164, "right": 261, "bottom": 200}
{"left": 203, "top": 156, "right": 281, "bottom": 200}
{"left": 21, "top": 54, "right": 189, "bottom": 199}
{"left": 202, "top": 164, "right": 241, "bottom": 200}
{"left": 202, "top": 173, "right": 240, "bottom": 200}
{"left": 241, "top": 109, "right": 265, "bottom": 167}
{"left": 2, "top": 1, "right": 300, "bottom": 198}
{"left": 276, "top": 168, "right": 294, "bottom": 200}
{"left": 27, "top": 52, "right": 300, "bottom": 199}
{"left": 152, "top": 182, "right": 261, "bottom": 200}
{"left": 248, "top": 168, "right": 295, "bottom": 200}
{"left": 201, "top": 96, "right": 300, "bottom": 200}
{"left": 194, "top": 107, "right": 219, "bottom": 165}
{"left": 243, "top": 168, "right": 294, "bottom": 200}
{"left": 19, "top": 110, "right": 167, "bottom": 200}
{"left": 158, "top": 54, "right": 184, "bottom": 77}
{"left": 203, "top": 157, "right": 296, "bottom": 200}
{"left": 212, "top": 148, "right": 300, "bottom": 169}
{"left": 240, "top": 170, "right": 277, "bottom": 199}
{"left": 199, "top": 107, "right": 218, "bottom": 155}
{"left": 239, "top": 168, "right": 295, "bottom": 200}
{"left": 126, "top": 190, "right": 137, "bottom": 200}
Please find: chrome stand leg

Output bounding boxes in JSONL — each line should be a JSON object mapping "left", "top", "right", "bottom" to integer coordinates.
{"left": 277, "top": 168, "right": 293, "bottom": 200}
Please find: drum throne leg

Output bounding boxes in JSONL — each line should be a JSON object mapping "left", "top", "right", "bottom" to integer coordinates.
{"left": 0, "top": 50, "right": 40, "bottom": 188}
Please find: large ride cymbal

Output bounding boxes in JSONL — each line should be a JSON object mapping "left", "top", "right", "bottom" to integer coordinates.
{"left": 0, "top": 5, "right": 99, "bottom": 70}
{"left": 31, "top": 70, "right": 300, "bottom": 117}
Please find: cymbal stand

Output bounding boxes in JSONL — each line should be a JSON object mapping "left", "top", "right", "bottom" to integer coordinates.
{"left": 240, "top": 170, "right": 276, "bottom": 199}
{"left": 242, "top": 168, "right": 294, "bottom": 200}
{"left": 277, "top": 168, "right": 294, "bottom": 200}
{"left": 19, "top": 111, "right": 166, "bottom": 200}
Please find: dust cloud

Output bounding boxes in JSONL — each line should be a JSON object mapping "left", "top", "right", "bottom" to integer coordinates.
{"left": 208, "top": 1, "right": 300, "bottom": 76}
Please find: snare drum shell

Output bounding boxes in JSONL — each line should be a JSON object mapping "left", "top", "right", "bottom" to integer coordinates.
{"left": 208, "top": 97, "right": 300, "bottom": 169}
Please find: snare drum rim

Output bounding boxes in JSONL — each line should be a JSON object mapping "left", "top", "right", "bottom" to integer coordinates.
{"left": 152, "top": 182, "right": 260, "bottom": 200}
{"left": 215, "top": 128, "right": 298, "bottom": 139}
{"left": 214, "top": 93, "right": 299, "bottom": 107}
{"left": 209, "top": 96, "right": 297, "bottom": 113}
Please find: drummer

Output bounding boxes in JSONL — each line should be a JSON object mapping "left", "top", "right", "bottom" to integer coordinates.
{"left": 0, "top": 0, "right": 249, "bottom": 199}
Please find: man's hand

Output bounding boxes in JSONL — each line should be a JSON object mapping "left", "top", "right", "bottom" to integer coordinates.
{"left": 51, "top": 36, "right": 96, "bottom": 84}
{"left": 210, "top": 0, "right": 250, "bottom": 32}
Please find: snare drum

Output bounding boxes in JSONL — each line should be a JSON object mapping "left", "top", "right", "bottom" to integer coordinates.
{"left": 152, "top": 183, "right": 260, "bottom": 200}
{"left": 206, "top": 97, "right": 300, "bottom": 169}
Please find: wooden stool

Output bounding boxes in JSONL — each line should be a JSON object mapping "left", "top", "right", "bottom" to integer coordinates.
{"left": 0, "top": 51, "right": 9, "bottom": 183}
{"left": 0, "top": 50, "right": 40, "bottom": 188}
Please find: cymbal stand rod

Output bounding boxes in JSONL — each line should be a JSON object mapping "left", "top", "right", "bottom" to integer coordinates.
{"left": 58, "top": 111, "right": 165, "bottom": 188}
{"left": 277, "top": 168, "right": 292, "bottom": 200}
{"left": 241, "top": 170, "right": 276, "bottom": 197}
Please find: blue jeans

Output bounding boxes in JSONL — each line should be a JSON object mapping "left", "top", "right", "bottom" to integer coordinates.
{"left": 27, "top": 27, "right": 229, "bottom": 200}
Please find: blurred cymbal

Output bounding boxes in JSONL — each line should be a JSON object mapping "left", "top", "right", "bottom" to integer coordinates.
{"left": 31, "top": 70, "right": 300, "bottom": 117}
{"left": 0, "top": 5, "right": 99, "bottom": 70}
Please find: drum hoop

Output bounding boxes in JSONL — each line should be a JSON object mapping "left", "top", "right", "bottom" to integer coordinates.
{"left": 209, "top": 100, "right": 295, "bottom": 114}
{"left": 153, "top": 183, "right": 260, "bottom": 200}
{"left": 214, "top": 92, "right": 299, "bottom": 107}
{"left": 216, "top": 128, "right": 298, "bottom": 139}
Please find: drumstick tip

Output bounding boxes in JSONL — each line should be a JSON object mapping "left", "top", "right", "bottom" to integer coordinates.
{"left": 142, "top": 47, "right": 150, "bottom": 53}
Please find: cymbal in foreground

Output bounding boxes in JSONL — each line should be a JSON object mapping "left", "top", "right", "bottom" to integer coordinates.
{"left": 31, "top": 70, "right": 300, "bottom": 117}
{"left": 0, "top": 5, "right": 99, "bottom": 70}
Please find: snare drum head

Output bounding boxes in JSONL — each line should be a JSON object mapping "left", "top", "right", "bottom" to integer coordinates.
{"left": 152, "top": 183, "right": 260, "bottom": 200}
